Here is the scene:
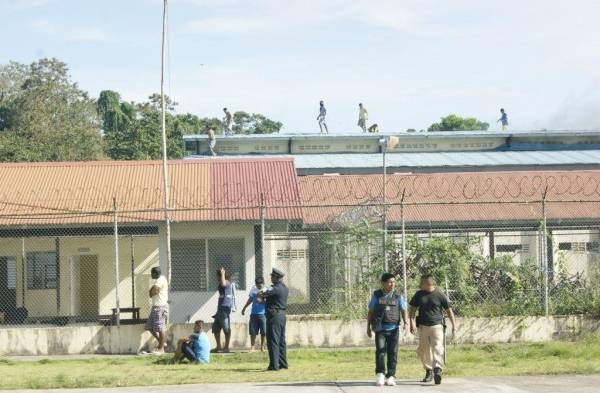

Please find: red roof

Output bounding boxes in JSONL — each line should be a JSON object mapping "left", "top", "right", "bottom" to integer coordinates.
{"left": 0, "top": 158, "right": 301, "bottom": 225}
{"left": 299, "top": 171, "right": 600, "bottom": 226}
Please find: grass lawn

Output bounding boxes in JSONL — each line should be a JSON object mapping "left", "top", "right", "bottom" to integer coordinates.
{"left": 1, "top": 335, "right": 600, "bottom": 389}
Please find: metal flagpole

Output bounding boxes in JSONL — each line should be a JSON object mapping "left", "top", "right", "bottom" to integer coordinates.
{"left": 113, "top": 197, "right": 121, "bottom": 326}
{"left": 160, "top": 0, "right": 173, "bottom": 286}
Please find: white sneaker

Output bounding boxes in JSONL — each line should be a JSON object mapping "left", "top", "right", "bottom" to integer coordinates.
{"left": 385, "top": 376, "right": 396, "bottom": 386}
{"left": 375, "top": 373, "right": 386, "bottom": 386}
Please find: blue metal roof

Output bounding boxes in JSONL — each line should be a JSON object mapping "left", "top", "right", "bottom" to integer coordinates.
{"left": 292, "top": 150, "right": 600, "bottom": 169}
{"left": 183, "top": 129, "right": 600, "bottom": 140}
{"left": 187, "top": 150, "right": 600, "bottom": 170}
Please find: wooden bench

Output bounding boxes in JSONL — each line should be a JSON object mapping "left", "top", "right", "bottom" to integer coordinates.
{"left": 111, "top": 307, "right": 141, "bottom": 324}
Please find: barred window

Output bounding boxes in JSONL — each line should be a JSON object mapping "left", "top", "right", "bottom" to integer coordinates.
{"left": 208, "top": 239, "right": 245, "bottom": 289}
{"left": 27, "top": 252, "right": 57, "bottom": 289}
{"left": 171, "top": 239, "right": 207, "bottom": 291}
{"left": 496, "top": 244, "right": 522, "bottom": 253}
{"left": 276, "top": 249, "right": 308, "bottom": 260}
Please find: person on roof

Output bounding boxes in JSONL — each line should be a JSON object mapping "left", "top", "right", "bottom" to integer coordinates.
{"left": 358, "top": 103, "right": 369, "bottom": 133}
{"left": 497, "top": 108, "right": 508, "bottom": 131}
{"left": 317, "top": 100, "right": 329, "bottom": 134}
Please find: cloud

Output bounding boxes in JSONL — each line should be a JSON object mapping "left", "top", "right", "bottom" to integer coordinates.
{"left": 30, "top": 19, "right": 110, "bottom": 42}
{"left": 183, "top": 0, "right": 426, "bottom": 34}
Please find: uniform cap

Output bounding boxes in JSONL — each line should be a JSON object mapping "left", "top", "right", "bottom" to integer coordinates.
{"left": 271, "top": 268, "right": 285, "bottom": 278}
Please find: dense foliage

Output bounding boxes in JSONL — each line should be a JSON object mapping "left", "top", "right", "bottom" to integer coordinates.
{"left": 324, "top": 220, "right": 600, "bottom": 319}
{"left": 0, "top": 58, "right": 283, "bottom": 162}
{"left": 428, "top": 114, "right": 490, "bottom": 131}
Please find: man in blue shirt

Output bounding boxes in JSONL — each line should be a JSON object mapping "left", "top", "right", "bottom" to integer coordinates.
{"left": 497, "top": 108, "right": 508, "bottom": 130}
{"left": 242, "top": 277, "right": 267, "bottom": 352}
{"left": 367, "top": 273, "right": 408, "bottom": 387}
{"left": 172, "top": 320, "right": 210, "bottom": 364}
{"left": 212, "top": 267, "right": 234, "bottom": 353}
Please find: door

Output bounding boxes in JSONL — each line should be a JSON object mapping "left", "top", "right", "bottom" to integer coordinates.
{"left": 0, "top": 257, "right": 17, "bottom": 312}
{"left": 79, "top": 255, "right": 98, "bottom": 317}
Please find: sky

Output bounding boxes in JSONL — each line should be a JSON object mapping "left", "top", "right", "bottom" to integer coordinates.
{"left": 1, "top": 0, "right": 600, "bottom": 133}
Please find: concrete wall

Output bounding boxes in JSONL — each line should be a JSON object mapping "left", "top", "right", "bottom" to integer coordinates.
{"left": 1, "top": 315, "right": 599, "bottom": 356}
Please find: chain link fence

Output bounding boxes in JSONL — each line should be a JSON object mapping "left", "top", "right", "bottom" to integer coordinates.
{"left": 1, "top": 186, "right": 599, "bottom": 328}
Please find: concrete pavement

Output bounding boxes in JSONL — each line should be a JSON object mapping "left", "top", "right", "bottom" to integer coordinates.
{"left": 4, "top": 375, "right": 599, "bottom": 393}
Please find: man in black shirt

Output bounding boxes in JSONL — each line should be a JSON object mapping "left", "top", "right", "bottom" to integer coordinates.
{"left": 261, "top": 268, "right": 289, "bottom": 371}
{"left": 409, "top": 274, "right": 456, "bottom": 385}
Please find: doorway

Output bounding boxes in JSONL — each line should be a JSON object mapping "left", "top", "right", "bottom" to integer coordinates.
{"left": 0, "top": 256, "right": 17, "bottom": 313}
{"left": 71, "top": 255, "right": 98, "bottom": 318}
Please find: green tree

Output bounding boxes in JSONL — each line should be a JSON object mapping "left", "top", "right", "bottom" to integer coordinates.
{"left": 0, "top": 58, "right": 104, "bottom": 162}
{"left": 233, "top": 111, "right": 282, "bottom": 134}
{"left": 99, "top": 91, "right": 184, "bottom": 160}
{"left": 428, "top": 114, "right": 489, "bottom": 132}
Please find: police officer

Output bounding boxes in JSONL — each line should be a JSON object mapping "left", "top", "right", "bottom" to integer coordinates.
{"left": 261, "top": 268, "right": 289, "bottom": 371}
{"left": 367, "top": 272, "right": 408, "bottom": 386}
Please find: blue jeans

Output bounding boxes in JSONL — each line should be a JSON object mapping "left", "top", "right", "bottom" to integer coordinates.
{"left": 375, "top": 328, "right": 399, "bottom": 377}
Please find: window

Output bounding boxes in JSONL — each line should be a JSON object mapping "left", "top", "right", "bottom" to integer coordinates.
{"left": 171, "top": 239, "right": 207, "bottom": 291}
{"left": 586, "top": 242, "right": 599, "bottom": 252}
{"left": 560, "top": 241, "right": 598, "bottom": 253}
{"left": 496, "top": 244, "right": 522, "bottom": 253}
{"left": 1, "top": 256, "right": 17, "bottom": 289}
{"left": 27, "top": 252, "right": 57, "bottom": 289}
{"left": 276, "top": 249, "right": 308, "bottom": 260}
{"left": 208, "top": 239, "right": 245, "bottom": 289}
{"left": 558, "top": 242, "right": 572, "bottom": 251}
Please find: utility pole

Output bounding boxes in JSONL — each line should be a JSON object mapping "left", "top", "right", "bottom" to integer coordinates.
{"left": 160, "top": 0, "right": 173, "bottom": 285}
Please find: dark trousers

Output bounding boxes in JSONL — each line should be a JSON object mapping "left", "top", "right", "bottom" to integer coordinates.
{"left": 266, "top": 310, "right": 288, "bottom": 370}
{"left": 375, "top": 328, "right": 399, "bottom": 377}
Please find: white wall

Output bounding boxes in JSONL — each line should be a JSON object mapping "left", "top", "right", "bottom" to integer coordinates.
{"left": 159, "top": 222, "right": 256, "bottom": 323}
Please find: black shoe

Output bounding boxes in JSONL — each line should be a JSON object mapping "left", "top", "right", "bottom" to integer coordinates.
{"left": 422, "top": 369, "right": 433, "bottom": 383}
{"left": 433, "top": 368, "right": 442, "bottom": 385}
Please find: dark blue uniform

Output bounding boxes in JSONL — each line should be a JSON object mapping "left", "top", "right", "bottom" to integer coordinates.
{"left": 265, "top": 280, "right": 289, "bottom": 370}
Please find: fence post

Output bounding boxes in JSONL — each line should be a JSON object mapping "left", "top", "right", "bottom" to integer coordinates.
{"left": 130, "top": 235, "right": 135, "bottom": 309}
{"left": 400, "top": 189, "right": 408, "bottom": 302}
{"left": 113, "top": 197, "right": 121, "bottom": 326}
{"left": 259, "top": 193, "right": 265, "bottom": 279}
{"left": 541, "top": 188, "right": 549, "bottom": 317}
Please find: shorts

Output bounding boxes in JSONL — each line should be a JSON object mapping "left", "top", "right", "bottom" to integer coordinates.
{"left": 145, "top": 305, "right": 168, "bottom": 333}
{"left": 358, "top": 118, "right": 366, "bottom": 128}
{"left": 182, "top": 341, "right": 198, "bottom": 362}
{"left": 249, "top": 314, "right": 266, "bottom": 336}
{"left": 209, "top": 139, "right": 216, "bottom": 149}
{"left": 212, "top": 308, "right": 231, "bottom": 335}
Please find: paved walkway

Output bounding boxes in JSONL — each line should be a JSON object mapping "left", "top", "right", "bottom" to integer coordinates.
{"left": 4, "top": 375, "right": 599, "bottom": 393}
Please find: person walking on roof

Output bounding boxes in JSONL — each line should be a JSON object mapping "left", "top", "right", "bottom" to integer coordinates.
{"left": 497, "top": 108, "right": 508, "bottom": 131}
{"left": 317, "top": 100, "right": 329, "bottom": 134}
{"left": 207, "top": 128, "right": 217, "bottom": 156}
{"left": 358, "top": 103, "right": 369, "bottom": 133}
{"left": 223, "top": 107, "right": 234, "bottom": 136}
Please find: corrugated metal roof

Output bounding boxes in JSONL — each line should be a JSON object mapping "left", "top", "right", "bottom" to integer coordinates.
{"left": 188, "top": 150, "right": 600, "bottom": 171}
{"left": 0, "top": 158, "right": 301, "bottom": 226}
{"left": 299, "top": 170, "right": 600, "bottom": 225}
{"left": 292, "top": 150, "right": 600, "bottom": 169}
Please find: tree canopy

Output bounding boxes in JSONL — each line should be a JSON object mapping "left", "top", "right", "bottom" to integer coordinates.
{"left": 1, "top": 58, "right": 285, "bottom": 163}
{"left": 0, "top": 58, "right": 103, "bottom": 162}
{"left": 428, "top": 114, "right": 489, "bottom": 132}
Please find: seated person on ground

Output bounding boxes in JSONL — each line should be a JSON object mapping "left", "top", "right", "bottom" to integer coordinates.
{"left": 172, "top": 320, "right": 211, "bottom": 364}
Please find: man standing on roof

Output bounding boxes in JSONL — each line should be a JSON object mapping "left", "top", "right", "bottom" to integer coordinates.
{"left": 497, "top": 108, "right": 508, "bottom": 131}
{"left": 207, "top": 128, "right": 217, "bottom": 156}
{"left": 223, "top": 108, "right": 234, "bottom": 136}
{"left": 317, "top": 100, "right": 329, "bottom": 134}
{"left": 358, "top": 103, "right": 369, "bottom": 133}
